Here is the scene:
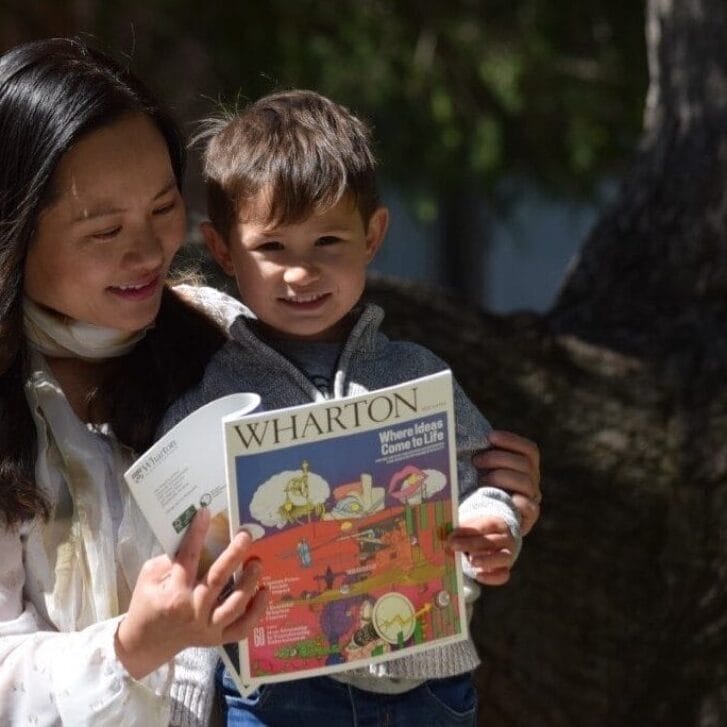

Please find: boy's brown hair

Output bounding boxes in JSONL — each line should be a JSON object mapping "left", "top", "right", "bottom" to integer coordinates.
{"left": 200, "top": 89, "right": 380, "bottom": 238}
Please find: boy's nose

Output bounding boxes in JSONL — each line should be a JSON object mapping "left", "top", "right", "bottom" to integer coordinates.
{"left": 283, "top": 262, "right": 320, "bottom": 285}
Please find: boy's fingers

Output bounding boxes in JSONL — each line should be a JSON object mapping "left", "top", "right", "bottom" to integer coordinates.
{"left": 174, "top": 507, "right": 211, "bottom": 585}
{"left": 467, "top": 549, "right": 513, "bottom": 568}
{"left": 474, "top": 568, "right": 512, "bottom": 586}
{"left": 448, "top": 530, "right": 513, "bottom": 554}
{"left": 451, "top": 520, "right": 510, "bottom": 538}
{"left": 467, "top": 535, "right": 513, "bottom": 554}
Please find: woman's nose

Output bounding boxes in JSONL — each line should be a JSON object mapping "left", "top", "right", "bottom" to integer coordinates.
{"left": 123, "top": 224, "right": 165, "bottom": 268}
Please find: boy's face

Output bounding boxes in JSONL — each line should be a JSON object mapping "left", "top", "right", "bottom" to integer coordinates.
{"left": 203, "top": 194, "right": 388, "bottom": 341}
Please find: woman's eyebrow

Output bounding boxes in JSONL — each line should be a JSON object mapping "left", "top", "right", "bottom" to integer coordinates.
{"left": 71, "top": 178, "right": 178, "bottom": 222}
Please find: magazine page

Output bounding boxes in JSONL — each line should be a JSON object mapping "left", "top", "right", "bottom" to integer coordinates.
{"left": 124, "top": 392, "right": 260, "bottom": 557}
{"left": 222, "top": 370, "right": 467, "bottom": 686}
{"left": 123, "top": 391, "right": 261, "bottom": 696}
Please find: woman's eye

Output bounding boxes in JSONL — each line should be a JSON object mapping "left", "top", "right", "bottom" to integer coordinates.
{"left": 152, "top": 201, "right": 176, "bottom": 216}
{"left": 91, "top": 226, "right": 122, "bottom": 240}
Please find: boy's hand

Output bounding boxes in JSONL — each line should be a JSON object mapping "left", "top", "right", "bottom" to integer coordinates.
{"left": 448, "top": 515, "right": 516, "bottom": 586}
{"left": 472, "top": 430, "right": 541, "bottom": 536}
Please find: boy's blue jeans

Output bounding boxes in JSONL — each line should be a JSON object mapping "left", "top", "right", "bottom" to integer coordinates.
{"left": 217, "top": 663, "right": 478, "bottom": 726}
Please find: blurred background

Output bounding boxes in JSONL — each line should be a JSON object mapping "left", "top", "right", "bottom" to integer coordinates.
{"left": 0, "top": 0, "right": 647, "bottom": 312}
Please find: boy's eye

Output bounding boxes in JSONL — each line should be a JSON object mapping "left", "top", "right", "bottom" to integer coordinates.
{"left": 256, "top": 240, "right": 284, "bottom": 252}
{"left": 91, "top": 226, "right": 122, "bottom": 240}
{"left": 316, "top": 236, "right": 341, "bottom": 246}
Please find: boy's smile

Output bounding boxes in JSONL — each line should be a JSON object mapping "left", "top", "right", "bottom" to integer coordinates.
{"left": 280, "top": 291, "right": 331, "bottom": 309}
{"left": 204, "top": 194, "right": 388, "bottom": 342}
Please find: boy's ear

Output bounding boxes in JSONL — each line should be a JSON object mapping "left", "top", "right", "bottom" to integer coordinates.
{"left": 200, "top": 221, "right": 235, "bottom": 277}
{"left": 364, "top": 207, "right": 389, "bottom": 263}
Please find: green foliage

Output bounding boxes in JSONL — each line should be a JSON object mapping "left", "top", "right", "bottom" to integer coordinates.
{"left": 1, "top": 0, "right": 648, "bottom": 203}
{"left": 189, "top": 0, "right": 646, "bottom": 200}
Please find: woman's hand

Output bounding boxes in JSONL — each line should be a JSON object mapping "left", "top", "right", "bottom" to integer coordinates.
{"left": 472, "top": 430, "right": 542, "bottom": 536}
{"left": 115, "top": 507, "right": 268, "bottom": 680}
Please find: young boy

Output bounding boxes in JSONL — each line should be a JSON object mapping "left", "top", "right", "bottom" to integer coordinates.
{"left": 161, "top": 90, "right": 525, "bottom": 725}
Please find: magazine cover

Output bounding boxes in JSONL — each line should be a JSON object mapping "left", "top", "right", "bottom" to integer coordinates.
{"left": 222, "top": 370, "right": 467, "bottom": 686}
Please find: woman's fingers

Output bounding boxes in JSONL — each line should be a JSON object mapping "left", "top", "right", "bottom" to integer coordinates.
{"left": 473, "top": 430, "right": 543, "bottom": 514}
{"left": 475, "top": 431, "right": 540, "bottom": 483}
{"left": 118, "top": 514, "right": 268, "bottom": 679}
{"left": 210, "top": 558, "right": 262, "bottom": 628}
{"left": 485, "top": 430, "right": 541, "bottom": 475}
{"left": 200, "top": 530, "right": 268, "bottom": 640}
{"left": 473, "top": 448, "right": 530, "bottom": 475}
{"left": 477, "top": 466, "right": 535, "bottom": 497}
{"left": 174, "top": 507, "right": 211, "bottom": 586}
{"left": 221, "top": 586, "right": 270, "bottom": 644}
{"left": 511, "top": 493, "right": 540, "bottom": 536}
{"left": 203, "top": 530, "right": 253, "bottom": 596}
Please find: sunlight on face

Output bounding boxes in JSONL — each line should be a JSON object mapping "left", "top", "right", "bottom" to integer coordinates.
{"left": 207, "top": 194, "right": 388, "bottom": 342}
{"left": 24, "top": 113, "right": 186, "bottom": 332}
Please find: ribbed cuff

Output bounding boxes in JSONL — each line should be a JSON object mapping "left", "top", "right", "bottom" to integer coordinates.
{"left": 459, "top": 487, "right": 522, "bottom": 562}
{"left": 168, "top": 647, "right": 218, "bottom": 727}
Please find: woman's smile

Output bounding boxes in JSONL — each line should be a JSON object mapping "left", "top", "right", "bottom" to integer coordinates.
{"left": 108, "top": 273, "right": 163, "bottom": 301}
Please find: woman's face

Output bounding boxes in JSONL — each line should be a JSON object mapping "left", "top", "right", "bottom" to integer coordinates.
{"left": 24, "top": 113, "right": 186, "bottom": 332}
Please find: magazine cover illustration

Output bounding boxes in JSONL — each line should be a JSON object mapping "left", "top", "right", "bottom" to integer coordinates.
{"left": 223, "top": 371, "right": 467, "bottom": 685}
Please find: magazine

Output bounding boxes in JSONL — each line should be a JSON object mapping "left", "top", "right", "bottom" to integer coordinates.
{"left": 124, "top": 391, "right": 261, "bottom": 695}
{"left": 221, "top": 370, "right": 467, "bottom": 688}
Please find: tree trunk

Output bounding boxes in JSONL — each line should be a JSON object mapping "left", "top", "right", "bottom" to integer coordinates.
{"left": 440, "top": 187, "right": 492, "bottom": 308}
{"left": 368, "top": 1, "right": 727, "bottom": 723}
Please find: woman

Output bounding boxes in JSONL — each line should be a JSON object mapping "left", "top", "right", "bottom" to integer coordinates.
{"left": 0, "top": 38, "right": 267, "bottom": 726}
{"left": 0, "top": 38, "right": 541, "bottom": 725}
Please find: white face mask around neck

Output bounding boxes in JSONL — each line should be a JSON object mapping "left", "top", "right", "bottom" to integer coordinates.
{"left": 22, "top": 296, "right": 149, "bottom": 361}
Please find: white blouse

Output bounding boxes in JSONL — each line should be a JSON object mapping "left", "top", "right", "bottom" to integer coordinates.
{"left": 0, "top": 286, "right": 245, "bottom": 726}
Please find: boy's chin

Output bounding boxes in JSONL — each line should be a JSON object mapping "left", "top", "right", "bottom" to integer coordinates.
{"left": 259, "top": 317, "right": 351, "bottom": 343}
{"left": 295, "top": 318, "right": 354, "bottom": 342}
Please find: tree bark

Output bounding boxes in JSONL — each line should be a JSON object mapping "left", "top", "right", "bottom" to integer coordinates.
{"left": 552, "top": 0, "right": 727, "bottom": 358}
{"left": 368, "top": 1, "right": 727, "bottom": 723}
{"left": 439, "top": 187, "right": 492, "bottom": 307}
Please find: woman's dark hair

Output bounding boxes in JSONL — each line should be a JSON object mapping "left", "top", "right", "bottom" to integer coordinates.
{"left": 0, "top": 38, "right": 225, "bottom": 525}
